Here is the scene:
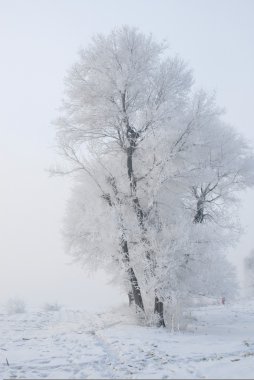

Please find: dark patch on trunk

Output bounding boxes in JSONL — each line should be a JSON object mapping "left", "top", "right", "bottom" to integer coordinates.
{"left": 128, "top": 291, "right": 134, "bottom": 306}
{"left": 154, "top": 296, "right": 166, "bottom": 327}
{"left": 194, "top": 199, "right": 204, "bottom": 223}
{"left": 121, "top": 238, "right": 145, "bottom": 312}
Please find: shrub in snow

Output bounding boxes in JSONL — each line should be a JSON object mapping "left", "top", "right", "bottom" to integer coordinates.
{"left": 5, "top": 297, "right": 26, "bottom": 314}
{"left": 43, "top": 302, "right": 62, "bottom": 312}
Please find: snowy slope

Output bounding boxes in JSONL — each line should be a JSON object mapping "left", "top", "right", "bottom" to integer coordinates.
{"left": 1, "top": 300, "right": 254, "bottom": 379}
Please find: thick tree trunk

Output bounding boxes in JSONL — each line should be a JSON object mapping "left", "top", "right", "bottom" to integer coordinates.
{"left": 193, "top": 199, "right": 204, "bottom": 223}
{"left": 127, "top": 143, "right": 166, "bottom": 325}
{"left": 121, "top": 238, "right": 145, "bottom": 312}
{"left": 102, "top": 181, "right": 145, "bottom": 313}
{"left": 123, "top": 93, "right": 165, "bottom": 324}
{"left": 128, "top": 268, "right": 145, "bottom": 311}
{"left": 154, "top": 296, "right": 166, "bottom": 327}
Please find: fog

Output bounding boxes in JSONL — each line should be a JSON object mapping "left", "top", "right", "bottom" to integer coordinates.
{"left": 0, "top": 0, "right": 253, "bottom": 309}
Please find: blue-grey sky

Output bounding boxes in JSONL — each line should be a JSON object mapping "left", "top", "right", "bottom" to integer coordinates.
{"left": 0, "top": 0, "right": 253, "bottom": 308}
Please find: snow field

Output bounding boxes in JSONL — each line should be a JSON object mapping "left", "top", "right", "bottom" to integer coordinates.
{"left": 1, "top": 300, "right": 254, "bottom": 379}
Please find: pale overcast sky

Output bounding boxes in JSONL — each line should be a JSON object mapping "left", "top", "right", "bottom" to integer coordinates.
{"left": 0, "top": 0, "right": 253, "bottom": 309}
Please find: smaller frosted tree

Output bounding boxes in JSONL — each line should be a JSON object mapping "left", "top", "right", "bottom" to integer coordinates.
{"left": 244, "top": 249, "right": 254, "bottom": 296}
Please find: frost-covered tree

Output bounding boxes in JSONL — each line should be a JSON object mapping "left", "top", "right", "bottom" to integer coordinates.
{"left": 54, "top": 26, "right": 254, "bottom": 326}
{"left": 55, "top": 26, "right": 193, "bottom": 325}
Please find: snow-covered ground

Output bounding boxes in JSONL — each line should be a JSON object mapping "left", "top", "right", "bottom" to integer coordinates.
{"left": 1, "top": 299, "right": 254, "bottom": 379}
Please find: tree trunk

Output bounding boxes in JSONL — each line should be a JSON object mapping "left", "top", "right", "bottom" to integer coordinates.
{"left": 123, "top": 93, "right": 165, "bottom": 324}
{"left": 128, "top": 268, "right": 145, "bottom": 311}
{"left": 102, "top": 182, "right": 145, "bottom": 313}
{"left": 154, "top": 296, "right": 166, "bottom": 327}
{"left": 128, "top": 291, "right": 134, "bottom": 306}
{"left": 121, "top": 238, "right": 145, "bottom": 311}
{"left": 193, "top": 199, "right": 204, "bottom": 223}
{"left": 127, "top": 143, "right": 166, "bottom": 325}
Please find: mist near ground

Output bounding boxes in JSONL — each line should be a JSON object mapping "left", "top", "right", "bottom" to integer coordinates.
{"left": 0, "top": 0, "right": 253, "bottom": 309}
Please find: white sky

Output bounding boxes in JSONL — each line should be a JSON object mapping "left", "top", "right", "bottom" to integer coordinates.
{"left": 0, "top": 0, "right": 253, "bottom": 309}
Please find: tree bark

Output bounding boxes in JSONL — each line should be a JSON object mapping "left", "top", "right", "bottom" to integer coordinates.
{"left": 121, "top": 239, "right": 145, "bottom": 311}
{"left": 193, "top": 199, "right": 205, "bottom": 223}
{"left": 102, "top": 183, "right": 145, "bottom": 313}
{"left": 126, "top": 128, "right": 165, "bottom": 324}
{"left": 154, "top": 296, "right": 166, "bottom": 327}
{"left": 122, "top": 91, "right": 165, "bottom": 325}
{"left": 128, "top": 291, "right": 134, "bottom": 306}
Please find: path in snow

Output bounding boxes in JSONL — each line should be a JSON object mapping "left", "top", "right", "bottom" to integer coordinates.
{"left": 1, "top": 300, "right": 254, "bottom": 379}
